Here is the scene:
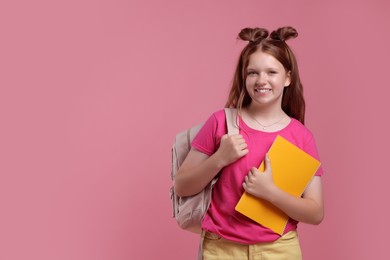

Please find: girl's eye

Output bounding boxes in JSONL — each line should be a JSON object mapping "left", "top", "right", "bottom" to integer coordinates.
{"left": 269, "top": 71, "right": 277, "bottom": 74}
{"left": 247, "top": 71, "right": 257, "bottom": 75}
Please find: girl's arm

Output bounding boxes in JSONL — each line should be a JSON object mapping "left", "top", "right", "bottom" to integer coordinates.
{"left": 243, "top": 154, "right": 324, "bottom": 225}
{"left": 174, "top": 134, "right": 248, "bottom": 197}
{"left": 269, "top": 176, "right": 323, "bottom": 225}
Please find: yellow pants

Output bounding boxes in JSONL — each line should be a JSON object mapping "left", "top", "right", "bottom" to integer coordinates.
{"left": 200, "top": 231, "right": 302, "bottom": 260}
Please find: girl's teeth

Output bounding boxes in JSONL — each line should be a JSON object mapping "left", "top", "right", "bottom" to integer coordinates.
{"left": 256, "top": 89, "right": 271, "bottom": 93}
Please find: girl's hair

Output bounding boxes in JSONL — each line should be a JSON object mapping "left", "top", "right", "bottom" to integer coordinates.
{"left": 225, "top": 26, "right": 306, "bottom": 124}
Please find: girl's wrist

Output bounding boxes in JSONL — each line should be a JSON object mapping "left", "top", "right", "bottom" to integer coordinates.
{"left": 210, "top": 151, "right": 228, "bottom": 170}
{"left": 266, "top": 184, "right": 281, "bottom": 203}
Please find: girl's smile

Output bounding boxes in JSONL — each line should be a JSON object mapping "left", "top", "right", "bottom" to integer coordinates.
{"left": 254, "top": 87, "right": 272, "bottom": 94}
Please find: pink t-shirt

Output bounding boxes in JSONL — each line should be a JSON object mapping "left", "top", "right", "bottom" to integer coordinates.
{"left": 192, "top": 109, "right": 323, "bottom": 244}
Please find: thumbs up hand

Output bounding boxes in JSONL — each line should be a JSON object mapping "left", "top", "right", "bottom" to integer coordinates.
{"left": 242, "top": 153, "right": 278, "bottom": 201}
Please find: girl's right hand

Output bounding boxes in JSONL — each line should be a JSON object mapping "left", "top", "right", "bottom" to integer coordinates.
{"left": 215, "top": 134, "right": 248, "bottom": 167}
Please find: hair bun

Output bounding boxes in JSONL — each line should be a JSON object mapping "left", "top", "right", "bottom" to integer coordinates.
{"left": 270, "top": 26, "right": 298, "bottom": 41}
{"left": 238, "top": 27, "right": 269, "bottom": 44}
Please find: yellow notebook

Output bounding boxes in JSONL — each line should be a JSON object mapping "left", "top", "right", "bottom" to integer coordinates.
{"left": 235, "top": 135, "right": 321, "bottom": 235}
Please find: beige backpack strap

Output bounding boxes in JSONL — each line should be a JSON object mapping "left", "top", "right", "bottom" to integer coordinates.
{"left": 224, "top": 108, "right": 239, "bottom": 135}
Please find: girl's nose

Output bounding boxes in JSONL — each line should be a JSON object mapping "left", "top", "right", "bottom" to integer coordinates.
{"left": 256, "top": 73, "right": 267, "bottom": 85}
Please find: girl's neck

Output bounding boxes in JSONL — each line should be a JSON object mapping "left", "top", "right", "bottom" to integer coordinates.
{"left": 245, "top": 103, "right": 286, "bottom": 121}
{"left": 242, "top": 104, "right": 290, "bottom": 132}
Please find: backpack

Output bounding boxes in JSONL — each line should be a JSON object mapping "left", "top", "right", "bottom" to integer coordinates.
{"left": 170, "top": 108, "right": 239, "bottom": 233}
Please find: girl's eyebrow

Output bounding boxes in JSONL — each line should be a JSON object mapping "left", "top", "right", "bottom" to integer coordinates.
{"left": 247, "top": 66, "right": 280, "bottom": 71}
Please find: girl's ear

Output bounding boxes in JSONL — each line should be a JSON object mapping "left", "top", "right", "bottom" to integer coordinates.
{"left": 284, "top": 71, "right": 291, "bottom": 87}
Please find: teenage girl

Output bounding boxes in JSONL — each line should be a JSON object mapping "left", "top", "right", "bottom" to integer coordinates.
{"left": 174, "top": 26, "right": 324, "bottom": 260}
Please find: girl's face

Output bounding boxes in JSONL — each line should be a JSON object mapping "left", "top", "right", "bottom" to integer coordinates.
{"left": 245, "top": 51, "right": 291, "bottom": 109}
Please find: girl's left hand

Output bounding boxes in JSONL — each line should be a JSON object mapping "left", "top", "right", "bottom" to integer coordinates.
{"left": 242, "top": 154, "right": 277, "bottom": 201}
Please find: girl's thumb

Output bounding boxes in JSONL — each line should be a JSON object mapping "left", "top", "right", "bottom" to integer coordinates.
{"left": 221, "top": 134, "right": 229, "bottom": 140}
{"left": 264, "top": 153, "right": 271, "bottom": 170}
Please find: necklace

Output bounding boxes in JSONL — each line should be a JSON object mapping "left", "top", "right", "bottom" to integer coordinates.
{"left": 249, "top": 113, "right": 285, "bottom": 130}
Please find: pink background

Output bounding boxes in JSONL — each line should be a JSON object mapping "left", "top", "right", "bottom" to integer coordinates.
{"left": 1, "top": 0, "right": 389, "bottom": 259}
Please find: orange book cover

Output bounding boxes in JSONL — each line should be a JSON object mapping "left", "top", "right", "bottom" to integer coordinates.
{"left": 235, "top": 135, "right": 321, "bottom": 235}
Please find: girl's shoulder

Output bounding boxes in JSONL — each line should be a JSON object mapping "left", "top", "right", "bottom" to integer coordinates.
{"left": 205, "top": 109, "right": 230, "bottom": 125}
{"left": 201, "top": 109, "right": 231, "bottom": 137}
{"left": 196, "top": 109, "right": 227, "bottom": 132}
{"left": 211, "top": 109, "right": 225, "bottom": 117}
{"left": 285, "top": 118, "right": 317, "bottom": 146}
{"left": 289, "top": 118, "right": 313, "bottom": 134}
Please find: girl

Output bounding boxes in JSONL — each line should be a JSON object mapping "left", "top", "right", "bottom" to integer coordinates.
{"left": 174, "top": 26, "right": 324, "bottom": 260}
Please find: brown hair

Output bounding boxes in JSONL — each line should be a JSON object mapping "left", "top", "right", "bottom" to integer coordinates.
{"left": 225, "top": 26, "right": 306, "bottom": 124}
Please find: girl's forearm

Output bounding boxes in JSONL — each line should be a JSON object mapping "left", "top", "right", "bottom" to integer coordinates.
{"left": 174, "top": 153, "right": 225, "bottom": 197}
{"left": 269, "top": 187, "right": 324, "bottom": 225}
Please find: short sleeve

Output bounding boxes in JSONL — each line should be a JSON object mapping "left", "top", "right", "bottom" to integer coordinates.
{"left": 191, "top": 110, "right": 226, "bottom": 156}
{"left": 303, "top": 134, "right": 324, "bottom": 177}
